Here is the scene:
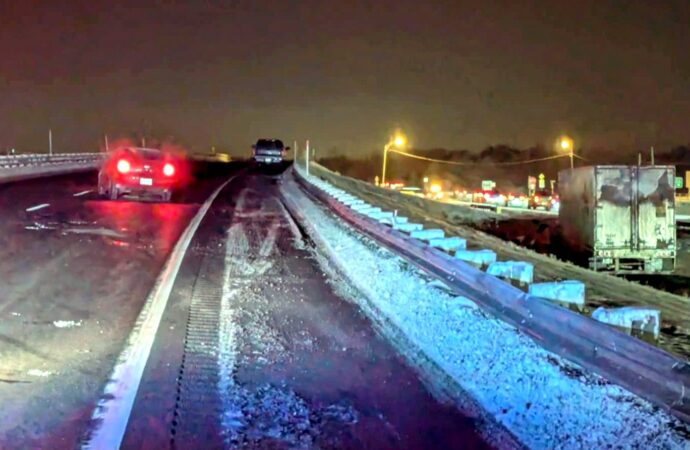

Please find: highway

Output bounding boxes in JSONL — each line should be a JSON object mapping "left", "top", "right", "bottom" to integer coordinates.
{"left": 0, "top": 164, "right": 230, "bottom": 446}
{"left": 0, "top": 163, "right": 489, "bottom": 448}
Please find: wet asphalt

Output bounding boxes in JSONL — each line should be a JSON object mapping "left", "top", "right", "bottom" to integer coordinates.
{"left": 0, "top": 163, "right": 234, "bottom": 448}
{"left": 0, "top": 163, "right": 489, "bottom": 449}
{"left": 124, "top": 165, "right": 489, "bottom": 449}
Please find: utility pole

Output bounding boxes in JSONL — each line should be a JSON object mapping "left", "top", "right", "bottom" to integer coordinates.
{"left": 48, "top": 129, "right": 53, "bottom": 156}
{"left": 104, "top": 134, "right": 109, "bottom": 152}
{"left": 651, "top": 146, "right": 655, "bottom": 165}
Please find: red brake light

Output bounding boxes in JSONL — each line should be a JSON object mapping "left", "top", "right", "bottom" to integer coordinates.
{"left": 163, "top": 163, "right": 175, "bottom": 177}
{"left": 117, "top": 159, "right": 131, "bottom": 174}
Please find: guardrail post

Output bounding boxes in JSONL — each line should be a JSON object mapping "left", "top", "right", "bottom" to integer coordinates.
{"left": 305, "top": 140, "right": 310, "bottom": 176}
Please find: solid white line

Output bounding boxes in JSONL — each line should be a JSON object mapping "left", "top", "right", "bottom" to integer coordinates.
{"left": 81, "top": 174, "right": 239, "bottom": 450}
{"left": 73, "top": 189, "right": 92, "bottom": 197}
{"left": 25, "top": 203, "right": 50, "bottom": 212}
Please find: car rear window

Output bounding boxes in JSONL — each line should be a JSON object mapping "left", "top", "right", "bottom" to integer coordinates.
{"left": 256, "top": 140, "right": 284, "bottom": 150}
{"left": 114, "top": 148, "right": 163, "bottom": 160}
{"left": 138, "top": 149, "right": 163, "bottom": 160}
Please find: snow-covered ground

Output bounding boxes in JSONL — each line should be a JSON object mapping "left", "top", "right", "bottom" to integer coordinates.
{"left": 284, "top": 174, "right": 690, "bottom": 449}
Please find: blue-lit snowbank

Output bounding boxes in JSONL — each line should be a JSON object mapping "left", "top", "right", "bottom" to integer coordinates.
{"left": 282, "top": 176, "right": 689, "bottom": 449}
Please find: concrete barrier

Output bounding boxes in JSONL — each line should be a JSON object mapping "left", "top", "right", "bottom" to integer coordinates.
{"left": 429, "top": 236, "right": 467, "bottom": 252}
{"left": 592, "top": 307, "right": 661, "bottom": 338}
{"left": 341, "top": 198, "right": 365, "bottom": 206}
{"left": 359, "top": 206, "right": 382, "bottom": 215}
{"left": 380, "top": 216, "right": 409, "bottom": 225}
{"left": 393, "top": 222, "right": 424, "bottom": 232}
{"left": 410, "top": 229, "right": 445, "bottom": 240}
{"left": 486, "top": 261, "right": 534, "bottom": 285}
{"left": 454, "top": 249, "right": 497, "bottom": 267}
{"left": 528, "top": 281, "right": 585, "bottom": 306}
{"left": 367, "top": 211, "right": 394, "bottom": 220}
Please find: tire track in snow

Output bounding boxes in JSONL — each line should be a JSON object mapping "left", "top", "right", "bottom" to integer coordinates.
{"left": 218, "top": 201, "right": 281, "bottom": 442}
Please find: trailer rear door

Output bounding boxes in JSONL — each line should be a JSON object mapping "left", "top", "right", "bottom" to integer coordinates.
{"left": 595, "top": 167, "right": 633, "bottom": 250}
{"left": 636, "top": 166, "right": 675, "bottom": 251}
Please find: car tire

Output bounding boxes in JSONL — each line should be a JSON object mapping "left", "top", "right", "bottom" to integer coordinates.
{"left": 98, "top": 175, "right": 108, "bottom": 197}
{"left": 109, "top": 182, "right": 119, "bottom": 200}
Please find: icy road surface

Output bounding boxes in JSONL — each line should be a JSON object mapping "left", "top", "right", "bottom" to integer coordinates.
{"left": 283, "top": 170, "right": 690, "bottom": 449}
{"left": 122, "top": 166, "right": 490, "bottom": 449}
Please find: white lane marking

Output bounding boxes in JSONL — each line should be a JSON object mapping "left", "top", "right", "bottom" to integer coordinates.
{"left": 25, "top": 203, "right": 50, "bottom": 212}
{"left": 82, "top": 174, "right": 240, "bottom": 450}
{"left": 73, "top": 189, "right": 93, "bottom": 197}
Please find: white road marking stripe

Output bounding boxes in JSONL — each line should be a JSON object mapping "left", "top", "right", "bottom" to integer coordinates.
{"left": 73, "top": 189, "right": 92, "bottom": 197}
{"left": 81, "top": 174, "right": 239, "bottom": 450}
{"left": 25, "top": 203, "right": 50, "bottom": 212}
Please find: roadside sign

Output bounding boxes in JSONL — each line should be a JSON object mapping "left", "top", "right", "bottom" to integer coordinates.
{"left": 481, "top": 180, "right": 495, "bottom": 190}
{"left": 538, "top": 173, "right": 546, "bottom": 189}
{"left": 528, "top": 176, "right": 537, "bottom": 190}
{"left": 675, "top": 176, "right": 684, "bottom": 189}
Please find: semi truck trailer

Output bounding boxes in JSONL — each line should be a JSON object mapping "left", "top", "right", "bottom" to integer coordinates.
{"left": 558, "top": 165, "right": 675, "bottom": 274}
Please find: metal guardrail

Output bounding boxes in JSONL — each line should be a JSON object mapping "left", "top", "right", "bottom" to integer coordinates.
{"left": 0, "top": 153, "right": 103, "bottom": 169}
{"left": 293, "top": 166, "right": 690, "bottom": 424}
{"left": 0, "top": 153, "right": 103, "bottom": 184}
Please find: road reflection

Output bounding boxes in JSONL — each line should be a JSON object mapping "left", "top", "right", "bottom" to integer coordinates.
{"left": 84, "top": 200, "right": 197, "bottom": 259}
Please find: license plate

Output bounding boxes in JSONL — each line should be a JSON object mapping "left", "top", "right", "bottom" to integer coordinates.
{"left": 140, "top": 178, "right": 153, "bottom": 186}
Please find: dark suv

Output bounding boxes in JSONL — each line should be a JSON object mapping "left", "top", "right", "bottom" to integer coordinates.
{"left": 252, "top": 139, "right": 289, "bottom": 164}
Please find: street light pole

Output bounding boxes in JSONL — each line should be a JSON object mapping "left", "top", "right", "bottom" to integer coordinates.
{"left": 559, "top": 136, "right": 574, "bottom": 170}
{"left": 381, "top": 132, "right": 407, "bottom": 187}
{"left": 381, "top": 143, "right": 390, "bottom": 186}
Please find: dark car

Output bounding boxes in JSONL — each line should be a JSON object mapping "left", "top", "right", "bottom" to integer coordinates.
{"left": 528, "top": 190, "right": 559, "bottom": 211}
{"left": 472, "top": 189, "right": 508, "bottom": 207}
{"left": 252, "top": 139, "right": 290, "bottom": 164}
{"left": 97, "top": 147, "right": 188, "bottom": 202}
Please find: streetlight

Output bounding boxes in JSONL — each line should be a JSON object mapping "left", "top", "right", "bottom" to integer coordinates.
{"left": 381, "top": 132, "right": 407, "bottom": 186}
{"left": 559, "top": 135, "right": 574, "bottom": 169}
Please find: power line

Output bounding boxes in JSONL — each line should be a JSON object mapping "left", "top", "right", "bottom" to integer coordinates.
{"left": 387, "top": 148, "right": 571, "bottom": 166}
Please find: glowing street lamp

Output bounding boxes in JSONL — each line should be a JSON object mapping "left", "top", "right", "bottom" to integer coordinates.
{"left": 381, "top": 131, "right": 407, "bottom": 186}
{"left": 393, "top": 135, "right": 406, "bottom": 148}
{"left": 559, "top": 135, "right": 574, "bottom": 169}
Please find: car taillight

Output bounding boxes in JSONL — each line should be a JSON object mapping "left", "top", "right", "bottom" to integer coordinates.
{"left": 163, "top": 163, "right": 175, "bottom": 177}
{"left": 534, "top": 196, "right": 540, "bottom": 202}
{"left": 117, "top": 159, "right": 131, "bottom": 174}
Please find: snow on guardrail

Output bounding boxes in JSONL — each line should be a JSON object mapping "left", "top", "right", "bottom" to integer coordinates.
{"left": 293, "top": 164, "right": 690, "bottom": 425}
{"left": 0, "top": 153, "right": 103, "bottom": 183}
